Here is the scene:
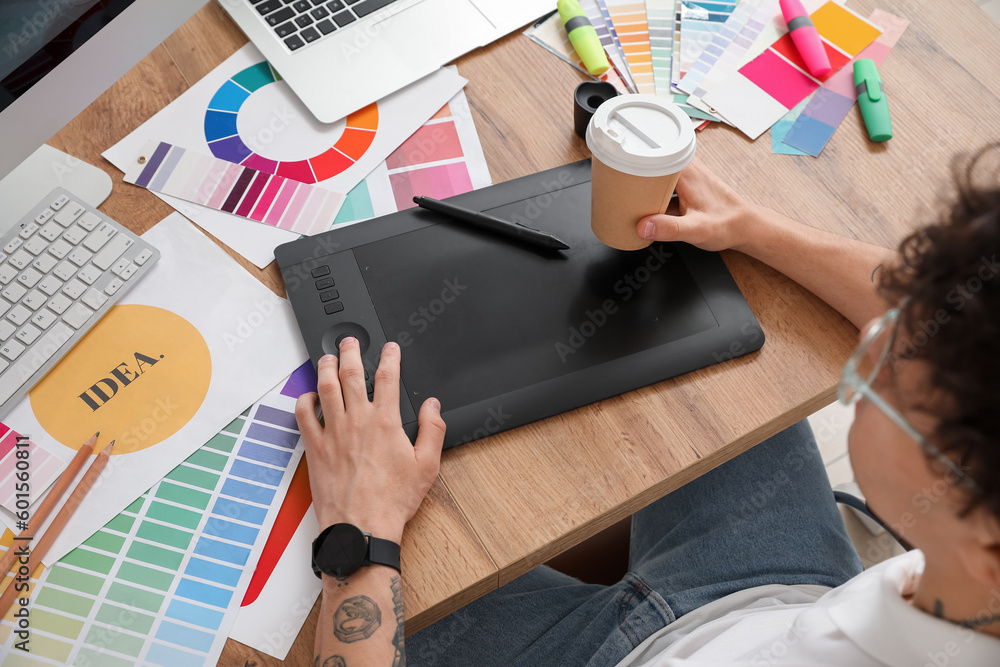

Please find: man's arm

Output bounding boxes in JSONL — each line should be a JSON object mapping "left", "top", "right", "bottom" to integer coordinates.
{"left": 296, "top": 339, "right": 446, "bottom": 667}
{"left": 638, "top": 160, "right": 897, "bottom": 329}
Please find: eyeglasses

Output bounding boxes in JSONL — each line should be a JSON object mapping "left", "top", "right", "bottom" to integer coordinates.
{"left": 838, "top": 307, "right": 983, "bottom": 496}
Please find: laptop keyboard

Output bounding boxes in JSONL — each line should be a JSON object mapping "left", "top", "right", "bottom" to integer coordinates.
{"left": 249, "top": 0, "right": 403, "bottom": 52}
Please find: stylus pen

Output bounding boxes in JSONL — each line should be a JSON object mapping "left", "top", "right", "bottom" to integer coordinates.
{"left": 413, "top": 196, "right": 571, "bottom": 251}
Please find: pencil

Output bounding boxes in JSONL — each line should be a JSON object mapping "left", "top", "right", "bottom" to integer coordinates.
{"left": 0, "top": 432, "right": 99, "bottom": 580}
{"left": 0, "top": 441, "right": 113, "bottom": 618}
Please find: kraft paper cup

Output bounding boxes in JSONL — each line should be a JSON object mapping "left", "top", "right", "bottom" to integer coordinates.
{"left": 586, "top": 95, "right": 697, "bottom": 251}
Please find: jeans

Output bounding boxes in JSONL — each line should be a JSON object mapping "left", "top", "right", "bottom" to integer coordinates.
{"left": 408, "top": 420, "right": 864, "bottom": 667}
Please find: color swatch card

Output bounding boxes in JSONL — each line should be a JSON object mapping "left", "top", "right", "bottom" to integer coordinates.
{"left": 580, "top": 0, "right": 637, "bottom": 91}
{"left": 525, "top": 12, "right": 631, "bottom": 94}
{"left": 0, "top": 426, "right": 62, "bottom": 514}
{"left": 124, "top": 141, "right": 345, "bottom": 236}
{"left": 0, "top": 365, "right": 312, "bottom": 666}
{"left": 701, "top": 1, "right": 881, "bottom": 139}
{"left": 678, "top": 0, "right": 740, "bottom": 83}
{"left": 603, "top": 0, "right": 657, "bottom": 94}
{"left": 103, "top": 44, "right": 466, "bottom": 268}
{"left": 1, "top": 215, "right": 307, "bottom": 566}
{"left": 781, "top": 9, "right": 909, "bottom": 156}
{"left": 678, "top": 0, "right": 767, "bottom": 98}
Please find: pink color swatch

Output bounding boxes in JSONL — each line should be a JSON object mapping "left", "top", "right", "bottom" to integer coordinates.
{"left": 386, "top": 121, "right": 464, "bottom": 170}
{"left": 740, "top": 50, "right": 820, "bottom": 108}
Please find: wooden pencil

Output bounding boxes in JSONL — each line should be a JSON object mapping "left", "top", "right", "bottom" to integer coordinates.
{"left": 0, "top": 432, "right": 99, "bottom": 580}
{"left": 0, "top": 441, "right": 113, "bottom": 618}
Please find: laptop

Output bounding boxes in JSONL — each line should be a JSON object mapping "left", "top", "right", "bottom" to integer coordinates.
{"left": 219, "top": 0, "right": 553, "bottom": 123}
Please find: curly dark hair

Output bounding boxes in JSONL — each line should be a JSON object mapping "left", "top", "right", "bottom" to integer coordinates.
{"left": 877, "top": 144, "right": 1000, "bottom": 520}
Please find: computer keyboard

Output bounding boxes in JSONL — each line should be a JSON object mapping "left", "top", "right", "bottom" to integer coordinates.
{"left": 250, "top": 0, "right": 403, "bottom": 52}
{"left": 0, "top": 188, "right": 159, "bottom": 419}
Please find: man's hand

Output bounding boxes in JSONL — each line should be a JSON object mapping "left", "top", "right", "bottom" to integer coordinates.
{"left": 636, "top": 159, "right": 759, "bottom": 252}
{"left": 295, "top": 338, "right": 446, "bottom": 544}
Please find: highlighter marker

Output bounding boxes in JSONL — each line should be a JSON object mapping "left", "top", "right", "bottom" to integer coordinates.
{"left": 557, "top": 0, "right": 610, "bottom": 76}
{"left": 854, "top": 59, "right": 892, "bottom": 142}
{"left": 779, "top": 0, "right": 831, "bottom": 78}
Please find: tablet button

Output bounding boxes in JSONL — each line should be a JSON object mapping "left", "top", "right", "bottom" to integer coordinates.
{"left": 315, "top": 277, "right": 335, "bottom": 290}
{"left": 311, "top": 265, "right": 330, "bottom": 278}
{"left": 319, "top": 290, "right": 340, "bottom": 303}
{"left": 324, "top": 302, "right": 344, "bottom": 315}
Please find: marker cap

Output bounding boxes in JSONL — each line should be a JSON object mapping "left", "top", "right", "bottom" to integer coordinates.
{"left": 585, "top": 94, "right": 696, "bottom": 177}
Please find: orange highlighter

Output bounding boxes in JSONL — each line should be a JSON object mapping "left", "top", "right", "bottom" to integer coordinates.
{"left": 780, "top": 0, "right": 831, "bottom": 78}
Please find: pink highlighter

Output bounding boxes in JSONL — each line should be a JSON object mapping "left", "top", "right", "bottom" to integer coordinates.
{"left": 780, "top": 0, "right": 831, "bottom": 78}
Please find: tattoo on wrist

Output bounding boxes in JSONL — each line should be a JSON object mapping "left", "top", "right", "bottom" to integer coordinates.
{"left": 391, "top": 575, "right": 406, "bottom": 667}
{"left": 315, "top": 656, "right": 346, "bottom": 667}
{"left": 871, "top": 264, "right": 883, "bottom": 283}
{"left": 334, "top": 595, "right": 382, "bottom": 643}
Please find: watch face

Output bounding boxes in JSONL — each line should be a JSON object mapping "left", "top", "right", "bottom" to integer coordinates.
{"left": 317, "top": 524, "right": 368, "bottom": 577}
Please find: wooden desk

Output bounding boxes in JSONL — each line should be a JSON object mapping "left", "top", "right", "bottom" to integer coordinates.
{"left": 49, "top": 1, "right": 1000, "bottom": 663}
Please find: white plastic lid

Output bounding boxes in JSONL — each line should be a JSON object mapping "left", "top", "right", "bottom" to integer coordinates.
{"left": 586, "top": 94, "right": 697, "bottom": 177}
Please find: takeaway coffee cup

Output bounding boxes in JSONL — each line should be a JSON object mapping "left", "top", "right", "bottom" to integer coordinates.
{"left": 586, "top": 95, "right": 697, "bottom": 250}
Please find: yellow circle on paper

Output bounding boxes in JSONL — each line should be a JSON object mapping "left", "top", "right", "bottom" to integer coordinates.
{"left": 30, "top": 305, "right": 212, "bottom": 454}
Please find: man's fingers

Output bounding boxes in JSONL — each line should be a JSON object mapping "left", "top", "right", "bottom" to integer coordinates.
{"left": 414, "top": 398, "right": 446, "bottom": 481}
{"left": 373, "top": 342, "right": 401, "bottom": 415}
{"left": 315, "top": 354, "right": 345, "bottom": 419}
{"left": 294, "top": 391, "right": 324, "bottom": 445}
{"left": 637, "top": 213, "right": 704, "bottom": 243}
{"left": 337, "top": 337, "right": 368, "bottom": 408}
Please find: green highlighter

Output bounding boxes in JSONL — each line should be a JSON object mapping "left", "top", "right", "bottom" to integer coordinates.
{"left": 558, "top": 0, "right": 610, "bottom": 76}
{"left": 854, "top": 58, "right": 892, "bottom": 142}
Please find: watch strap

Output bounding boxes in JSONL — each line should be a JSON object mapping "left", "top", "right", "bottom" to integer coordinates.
{"left": 367, "top": 535, "right": 401, "bottom": 572}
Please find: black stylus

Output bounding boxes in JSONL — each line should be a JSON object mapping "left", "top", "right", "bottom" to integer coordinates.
{"left": 412, "top": 196, "right": 571, "bottom": 251}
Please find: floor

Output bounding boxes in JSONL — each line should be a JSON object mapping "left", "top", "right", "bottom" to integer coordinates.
{"left": 809, "top": 0, "right": 1000, "bottom": 494}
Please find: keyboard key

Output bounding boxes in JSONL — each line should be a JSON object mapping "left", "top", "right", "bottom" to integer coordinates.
{"left": 293, "top": 0, "right": 311, "bottom": 10}
{"left": 353, "top": 0, "right": 398, "bottom": 17}
{"left": 255, "top": 0, "right": 283, "bottom": 13}
{"left": 54, "top": 202, "right": 84, "bottom": 226}
{"left": 19, "top": 223, "right": 38, "bottom": 240}
{"left": 274, "top": 20, "right": 297, "bottom": 37}
{"left": 63, "top": 225, "right": 86, "bottom": 245}
{"left": 62, "top": 279, "right": 86, "bottom": 300}
{"left": 37, "top": 276, "right": 62, "bottom": 296}
{"left": 327, "top": 0, "right": 345, "bottom": 10}
{"left": 39, "top": 222, "right": 62, "bottom": 241}
{"left": 1, "top": 340, "right": 25, "bottom": 361}
{"left": 30, "top": 309, "right": 56, "bottom": 330}
{"left": 118, "top": 263, "right": 138, "bottom": 281}
{"left": 16, "top": 325, "right": 40, "bottom": 345}
{"left": 3, "top": 238, "right": 22, "bottom": 254}
{"left": 8, "top": 251, "right": 31, "bottom": 270}
{"left": 77, "top": 264, "right": 101, "bottom": 285}
{"left": 6, "top": 305, "right": 30, "bottom": 326}
{"left": 301, "top": 26, "right": 320, "bottom": 42}
{"left": 82, "top": 288, "right": 108, "bottom": 311}
{"left": 21, "top": 290, "right": 44, "bottom": 311}
{"left": 48, "top": 239, "right": 71, "bottom": 259}
{"left": 268, "top": 6, "right": 296, "bottom": 25}
{"left": 111, "top": 258, "right": 130, "bottom": 275}
{"left": 92, "top": 234, "right": 134, "bottom": 270}
{"left": 23, "top": 236, "right": 47, "bottom": 256}
{"left": 78, "top": 212, "right": 101, "bottom": 231}
{"left": 0, "top": 321, "right": 14, "bottom": 341}
{"left": 53, "top": 261, "right": 76, "bottom": 281}
{"left": 31, "top": 254, "right": 57, "bottom": 274}
{"left": 104, "top": 278, "right": 124, "bottom": 296}
{"left": 0, "top": 266, "right": 17, "bottom": 285}
{"left": 2, "top": 284, "right": 26, "bottom": 303}
{"left": 295, "top": 14, "right": 313, "bottom": 27}
{"left": 17, "top": 269, "right": 41, "bottom": 288}
{"left": 68, "top": 248, "right": 93, "bottom": 267}
{"left": 0, "top": 323, "right": 73, "bottom": 406}
{"left": 47, "top": 294, "right": 71, "bottom": 315}
{"left": 134, "top": 249, "right": 154, "bottom": 266}
{"left": 34, "top": 209, "right": 54, "bottom": 225}
{"left": 0, "top": 301, "right": 9, "bottom": 317}
{"left": 63, "top": 304, "right": 93, "bottom": 330}
{"left": 83, "top": 222, "right": 117, "bottom": 252}
{"left": 316, "top": 18, "right": 336, "bottom": 34}
{"left": 332, "top": 10, "right": 356, "bottom": 26}
{"left": 311, "top": 6, "right": 329, "bottom": 18}
{"left": 49, "top": 195, "right": 69, "bottom": 211}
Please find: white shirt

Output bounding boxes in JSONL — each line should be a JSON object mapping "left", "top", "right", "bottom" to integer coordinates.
{"left": 616, "top": 551, "right": 1000, "bottom": 667}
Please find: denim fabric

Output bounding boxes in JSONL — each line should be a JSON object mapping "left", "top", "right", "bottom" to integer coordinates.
{"left": 408, "top": 420, "right": 864, "bottom": 666}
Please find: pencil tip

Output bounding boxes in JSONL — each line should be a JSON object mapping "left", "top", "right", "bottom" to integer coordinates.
{"left": 93, "top": 431, "right": 100, "bottom": 439}
{"left": 105, "top": 440, "right": 115, "bottom": 452}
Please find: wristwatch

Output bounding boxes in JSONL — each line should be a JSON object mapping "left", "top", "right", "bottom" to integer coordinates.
{"left": 312, "top": 523, "right": 401, "bottom": 579}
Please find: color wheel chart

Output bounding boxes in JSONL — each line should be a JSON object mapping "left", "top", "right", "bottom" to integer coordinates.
{"left": 0, "top": 366, "right": 312, "bottom": 666}
{"left": 204, "top": 61, "right": 378, "bottom": 185}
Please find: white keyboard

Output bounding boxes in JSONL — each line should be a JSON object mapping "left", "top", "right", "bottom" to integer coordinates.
{"left": 0, "top": 188, "right": 159, "bottom": 419}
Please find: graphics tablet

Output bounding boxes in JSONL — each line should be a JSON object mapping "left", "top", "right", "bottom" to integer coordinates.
{"left": 276, "top": 160, "right": 764, "bottom": 448}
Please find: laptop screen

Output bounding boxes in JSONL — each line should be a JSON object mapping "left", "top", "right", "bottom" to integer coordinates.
{"left": 0, "top": 0, "right": 137, "bottom": 114}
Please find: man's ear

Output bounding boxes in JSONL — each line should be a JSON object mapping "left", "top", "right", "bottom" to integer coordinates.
{"left": 961, "top": 511, "right": 1000, "bottom": 589}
